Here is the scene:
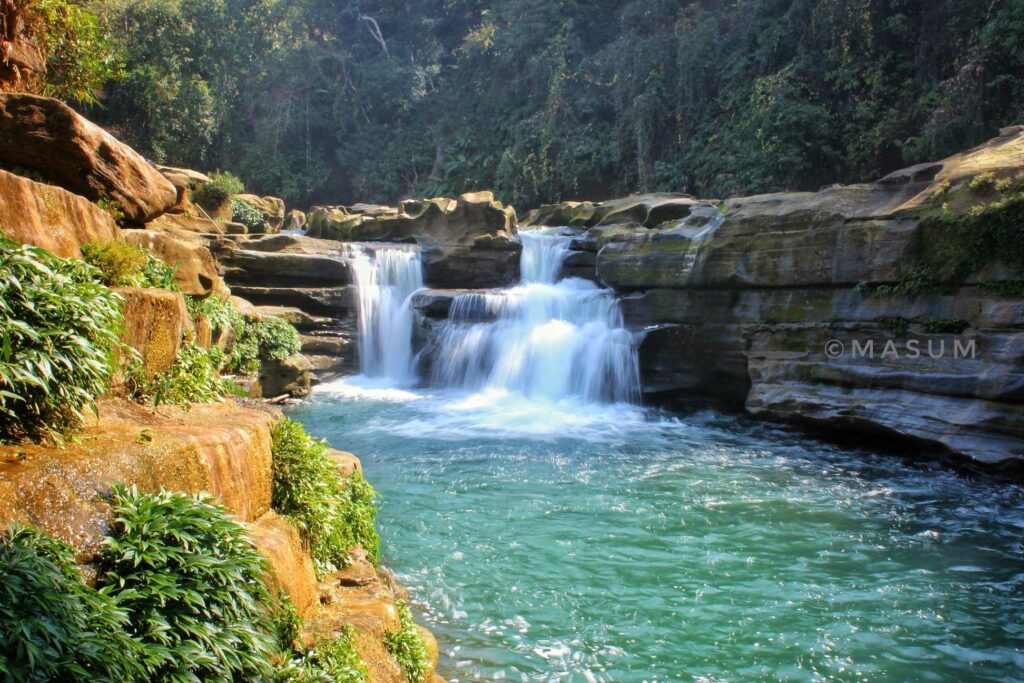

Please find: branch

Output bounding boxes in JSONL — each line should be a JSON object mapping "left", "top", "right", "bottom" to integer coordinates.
{"left": 358, "top": 14, "right": 389, "bottom": 58}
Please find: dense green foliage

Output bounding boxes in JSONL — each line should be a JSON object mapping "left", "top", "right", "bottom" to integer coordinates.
{"left": 191, "top": 171, "right": 244, "bottom": 212}
{"left": 81, "top": 241, "right": 178, "bottom": 290}
{"left": 232, "top": 316, "right": 303, "bottom": 375}
{"left": 383, "top": 600, "right": 429, "bottom": 683}
{"left": 187, "top": 294, "right": 245, "bottom": 338}
{"left": 0, "top": 526, "right": 145, "bottom": 682}
{"left": 82, "top": 0, "right": 1024, "bottom": 207}
{"left": 232, "top": 197, "right": 268, "bottom": 232}
{"left": 98, "top": 485, "right": 277, "bottom": 682}
{"left": 271, "top": 418, "right": 381, "bottom": 573}
{"left": 126, "top": 341, "right": 227, "bottom": 408}
{"left": 0, "top": 238, "right": 123, "bottom": 442}
{"left": 1, "top": 0, "right": 122, "bottom": 103}
{"left": 276, "top": 627, "right": 369, "bottom": 683}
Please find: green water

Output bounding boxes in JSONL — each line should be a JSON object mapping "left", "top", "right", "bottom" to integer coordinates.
{"left": 291, "top": 383, "right": 1024, "bottom": 682}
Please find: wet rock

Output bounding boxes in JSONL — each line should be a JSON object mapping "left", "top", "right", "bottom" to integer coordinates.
{"left": 0, "top": 93, "right": 177, "bottom": 223}
{"left": 0, "top": 168, "right": 119, "bottom": 257}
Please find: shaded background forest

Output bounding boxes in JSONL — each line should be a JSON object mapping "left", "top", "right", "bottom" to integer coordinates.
{"left": 53, "top": 0, "right": 1024, "bottom": 207}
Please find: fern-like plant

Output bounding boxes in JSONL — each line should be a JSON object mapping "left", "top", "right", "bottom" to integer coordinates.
{"left": 99, "top": 485, "right": 277, "bottom": 682}
{"left": 0, "top": 238, "right": 124, "bottom": 442}
{"left": 384, "top": 601, "right": 430, "bottom": 683}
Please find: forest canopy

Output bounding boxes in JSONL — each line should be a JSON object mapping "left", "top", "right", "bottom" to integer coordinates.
{"left": 7, "top": 0, "right": 1024, "bottom": 208}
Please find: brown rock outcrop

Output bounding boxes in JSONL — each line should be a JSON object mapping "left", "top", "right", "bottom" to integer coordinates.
{"left": 250, "top": 511, "right": 320, "bottom": 620}
{"left": 122, "top": 229, "right": 219, "bottom": 296}
{"left": 115, "top": 287, "right": 192, "bottom": 374}
{"left": 236, "top": 193, "right": 285, "bottom": 233}
{"left": 0, "top": 168, "right": 119, "bottom": 256}
{"left": 0, "top": 399, "right": 277, "bottom": 556}
{"left": 0, "top": 93, "right": 177, "bottom": 223}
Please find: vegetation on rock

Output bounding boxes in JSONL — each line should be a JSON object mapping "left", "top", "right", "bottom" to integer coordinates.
{"left": 192, "top": 171, "right": 244, "bottom": 213}
{"left": 232, "top": 316, "right": 303, "bottom": 375}
{"left": 81, "top": 240, "right": 178, "bottom": 290}
{"left": 0, "top": 238, "right": 123, "bottom": 442}
{"left": 0, "top": 526, "right": 146, "bottom": 683}
{"left": 276, "top": 627, "right": 369, "bottom": 683}
{"left": 98, "top": 485, "right": 278, "bottom": 682}
{"left": 125, "top": 341, "right": 227, "bottom": 408}
{"left": 384, "top": 600, "right": 430, "bottom": 683}
{"left": 271, "top": 418, "right": 381, "bottom": 573}
{"left": 232, "top": 196, "right": 268, "bottom": 232}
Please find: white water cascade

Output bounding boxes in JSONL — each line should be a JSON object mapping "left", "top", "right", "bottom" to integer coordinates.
{"left": 429, "top": 229, "right": 641, "bottom": 403}
{"left": 349, "top": 244, "right": 424, "bottom": 385}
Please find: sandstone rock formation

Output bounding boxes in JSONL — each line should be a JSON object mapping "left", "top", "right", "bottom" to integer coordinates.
{"left": 531, "top": 129, "right": 1024, "bottom": 466}
{"left": 157, "top": 165, "right": 209, "bottom": 215}
{"left": 0, "top": 167, "right": 119, "bottom": 256}
{"left": 122, "top": 229, "right": 219, "bottom": 296}
{"left": 0, "top": 93, "right": 177, "bottom": 223}
{"left": 236, "top": 193, "right": 285, "bottom": 233}
{"left": 115, "top": 287, "right": 193, "bottom": 375}
{"left": 306, "top": 191, "right": 521, "bottom": 288}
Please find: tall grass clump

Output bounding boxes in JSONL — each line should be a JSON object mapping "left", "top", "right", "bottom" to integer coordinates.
{"left": 99, "top": 485, "right": 277, "bottom": 682}
{"left": 0, "top": 526, "right": 146, "bottom": 683}
{"left": 0, "top": 238, "right": 123, "bottom": 442}
{"left": 271, "top": 419, "right": 381, "bottom": 573}
{"left": 81, "top": 241, "right": 178, "bottom": 290}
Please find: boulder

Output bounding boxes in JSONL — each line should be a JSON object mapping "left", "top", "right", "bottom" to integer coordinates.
{"left": 157, "top": 166, "right": 210, "bottom": 215}
{"left": 0, "top": 93, "right": 177, "bottom": 223}
{"left": 249, "top": 511, "right": 319, "bottom": 620}
{"left": 284, "top": 209, "right": 307, "bottom": 232}
{"left": 257, "top": 353, "right": 313, "bottom": 398}
{"left": 115, "top": 287, "right": 193, "bottom": 375}
{"left": 0, "top": 168, "right": 119, "bottom": 257}
{"left": 122, "top": 229, "right": 219, "bottom": 296}
{"left": 219, "top": 235, "right": 350, "bottom": 286}
{"left": 0, "top": 399, "right": 277, "bottom": 556}
{"left": 148, "top": 212, "right": 248, "bottom": 236}
{"left": 236, "top": 193, "right": 285, "bottom": 233}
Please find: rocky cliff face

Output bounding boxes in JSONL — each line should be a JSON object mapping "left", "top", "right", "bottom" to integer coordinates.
{"left": 531, "top": 128, "right": 1024, "bottom": 467}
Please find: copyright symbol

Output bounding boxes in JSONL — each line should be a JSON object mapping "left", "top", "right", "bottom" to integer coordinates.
{"left": 824, "top": 340, "right": 844, "bottom": 359}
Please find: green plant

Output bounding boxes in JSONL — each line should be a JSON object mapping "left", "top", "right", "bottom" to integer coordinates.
{"left": 232, "top": 197, "right": 267, "bottom": 232}
{"left": 922, "top": 317, "right": 971, "bottom": 334}
{"left": 99, "top": 485, "right": 277, "bottom": 682}
{"left": 193, "top": 172, "right": 244, "bottom": 212}
{"left": 81, "top": 241, "right": 178, "bottom": 290}
{"left": 880, "top": 317, "right": 909, "bottom": 336}
{"left": 271, "top": 593, "right": 303, "bottom": 654}
{"left": 276, "top": 627, "right": 369, "bottom": 683}
{"left": 231, "top": 316, "right": 302, "bottom": 375}
{"left": 968, "top": 172, "right": 997, "bottom": 191}
{"left": 0, "top": 525, "right": 146, "bottom": 682}
{"left": 126, "top": 341, "right": 225, "bottom": 408}
{"left": 186, "top": 295, "right": 245, "bottom": 338}
{"left": 96, "top": 199, "right": 128, "bottom": 226}
{"left": 0, "top": 238, "right": 123, "bottom": 442}
{"left": 271, "top": 419, "right": 381, "bottom": 573}
{"left": 384, "top": 601, "right": 429, "bottom": 683}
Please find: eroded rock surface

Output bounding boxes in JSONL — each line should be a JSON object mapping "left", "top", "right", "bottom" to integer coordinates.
{"left": 0, "top": 93, "right": 177, "bottom": 223}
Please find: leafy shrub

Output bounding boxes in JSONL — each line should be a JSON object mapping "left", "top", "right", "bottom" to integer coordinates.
{"left": 126, "top": 341, "right": 226, "bottom": 408}
{"left": 276, "top": 627, "right": 369, "bottom": 683}
{"left": 193, "top": 171, "right": 244, "bottom": 212}
{"left": 232, "top": 197, "right": 267, "bottom": 232}
{"left": 384, "top": 601, "right": 429, "bottom": 683}
{"left": 232, "top": 316, "right": 302, "bottom": 375}
{"left": 187, "top": 295, "right": 245, "bottom": 337}
{"left": 81, "top": 241, "right": 178, "bottom": 290}
{"left": 99, "top": 485, "right": 276, "bottom": 682}
{"left": 0, "top": 526, "right": 146, "bottom": 682}
{"left": 0, "top": 238, "right": 123, "bottom": 442}
{"left": 271, "top": 419, "right": 381, "bottom": 573}
{"left": 96, "top": 199, "right": 128, "bottom": 226}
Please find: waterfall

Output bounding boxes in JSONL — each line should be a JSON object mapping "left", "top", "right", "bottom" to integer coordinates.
{"left": 349, "top": 244, "right": 423, "bottom": 385}
{"left": 429, "top": 229, "right": 641, "bottom": 403}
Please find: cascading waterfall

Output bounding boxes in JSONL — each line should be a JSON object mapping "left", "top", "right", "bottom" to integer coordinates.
{"left": 349, "top": 244, "right": 423, "bottom": 385}
{"left": 430, "top": 229, "right": 641, "bottom": 403}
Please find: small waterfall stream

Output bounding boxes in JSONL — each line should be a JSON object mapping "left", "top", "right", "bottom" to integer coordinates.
{"left": 349, "top": 243, "right": 423, "bottom": 385}
{"left": 430, "top": 229, "right": 640, "bottom": 403}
